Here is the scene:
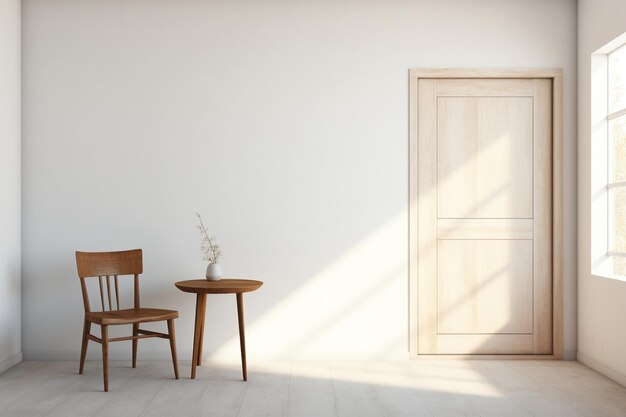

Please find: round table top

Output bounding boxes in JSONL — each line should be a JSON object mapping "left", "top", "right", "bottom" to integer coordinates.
{"left": 175, "top": 279, "right": 263, "bottom": 294}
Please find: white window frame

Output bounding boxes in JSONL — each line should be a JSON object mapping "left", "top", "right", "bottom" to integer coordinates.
{"left": 591, "top": 33, "right": 626, "bottom": 281}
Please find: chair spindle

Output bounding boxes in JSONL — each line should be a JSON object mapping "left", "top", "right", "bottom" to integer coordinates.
{"left": 114, "top": 275, "right": 120, "bottom": 310}
{"left": 106, "top": 275, "right": 113, "bottom": 311}
{"left": 98, "top": 276, "right": 105, "bottom": 311}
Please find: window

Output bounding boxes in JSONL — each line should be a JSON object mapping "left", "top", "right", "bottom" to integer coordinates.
{"left": 592, "top": 34, "right": 626, "bottom": 280}
{"left": 608, "top": 44, "right": 626, "bottom": 275}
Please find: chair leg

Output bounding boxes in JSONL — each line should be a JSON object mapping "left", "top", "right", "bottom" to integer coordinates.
{"left": 79, "top": 319, "right": 91, "bottom": 374}
{"left": 101, "top": 325, "right": 109, "bottom": 392}
{"left": 167, "top": 319, "right": 179, "bottom": 380}
{"left": 132, "top": 324, "right": 138, "bottom": 368}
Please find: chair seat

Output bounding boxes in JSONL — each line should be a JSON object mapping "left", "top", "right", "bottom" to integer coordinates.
{"left": 86, "top": 308, "right": 179, "bottom": 325}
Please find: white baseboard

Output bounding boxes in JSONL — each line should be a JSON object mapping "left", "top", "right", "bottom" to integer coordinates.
{"left": 0, "top": 352, "right": 23, "bottom": 374}
{"left": 578, "top": 351, "right": 626, "bottom": 387}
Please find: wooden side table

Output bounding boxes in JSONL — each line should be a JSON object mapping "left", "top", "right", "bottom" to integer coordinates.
{"left": 174, "top": 279, "right": 263, "bottom": 380}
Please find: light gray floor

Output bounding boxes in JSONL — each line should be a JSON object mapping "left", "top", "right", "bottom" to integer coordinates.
{"left": 0, "top": 360, "right": 625, "bottom": 417}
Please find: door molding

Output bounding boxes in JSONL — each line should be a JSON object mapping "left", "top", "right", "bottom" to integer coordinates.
{"left": 408, "top": 68, "right": 563, "bottom": 359}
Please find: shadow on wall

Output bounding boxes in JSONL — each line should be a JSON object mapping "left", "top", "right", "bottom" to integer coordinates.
{"left": 210, "top": 121, "right": 540, "bottom": 361}
{"left": 65, "top": 98, "right": 545, "bottom": 365}
{"left": 210, "top": 211, "right": 408, "bottom": 361}
{"left": 69, "top": 196, "right": 408, "bottom": 362}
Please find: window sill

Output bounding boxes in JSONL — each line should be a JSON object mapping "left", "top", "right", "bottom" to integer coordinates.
{"left": 591, "top": 270, "right": 626, "bottom": 283}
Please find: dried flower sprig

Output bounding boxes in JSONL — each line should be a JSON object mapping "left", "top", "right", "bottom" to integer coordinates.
{"left": 195, "top": 212, "right": 222, "bottom": 264}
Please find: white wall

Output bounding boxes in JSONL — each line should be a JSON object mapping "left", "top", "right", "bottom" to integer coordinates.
{"left": 22, "top": 0, "right": 578, "bottom": 362}
{"left": 0, "top": 0, "right": 22, "bottom": 373}
{"left": 578, "top": 0, "right": 626, "bottom": 386}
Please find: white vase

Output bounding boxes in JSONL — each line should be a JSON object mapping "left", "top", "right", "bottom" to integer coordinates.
{"left": 205, "top": 263, "right": 222, "bottom": 281}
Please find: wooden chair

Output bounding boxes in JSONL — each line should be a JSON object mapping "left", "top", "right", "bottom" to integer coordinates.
{"left": 75, "top": 249, "right": 179, "bottom": 391}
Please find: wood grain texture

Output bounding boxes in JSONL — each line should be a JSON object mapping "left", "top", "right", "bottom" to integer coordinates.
{"left": 196, "top": 300, "right": 205, "bottom": 367}
{"left": 79, "top": 319, "right": 90, "bottom": 374}
{"left": 410, "top": 68, "right": 563, "bottom": 79}
{"left": 85, "top": 308, "right": 178, "bottom": 325}
{"left": 437, "top": 95, "right": 533, "bottom": 219}
{"left": 237, "top": 293, "right": 248, "bottom": 381}
{"left": 191, "top": 293, "right": 207, "bottom": 380}
{"left": 106, "top": 275, "right": 112, "bottom": 311}
{"left": 98, "top": 276, "right": 105, "bottom": 311}
{"left": 437, "top": 239, "right": 534, "bottom": 337}
{"left": 175, "top": 279, "right": 263, "bottom": 294}
{"left": 408, "top": 71, "right": 419, "bottom": 358}
{"left": 114, "top": 276, "right": 120, "bottom": 310}
{"left": 552, "top": 72, "right": 564, "bottom": 359}
{"left": 436, "top": 78, "right": 534, "bottom": 96}
{"left": 177, "top": 279, "right": 263, "bottom": 381}
{"left": 417, "top": 78, "right": 438, "bottom": 355}
{"left": 435, "top": 334, "right": 534, "bottom": 354}
{"left": 432, "top": 83, "right": 541, "bottom": 352}
{"left": 75, "top": 249, "right": 179, "bottom": 391}
{"left": 132, "top": 323, "right": 138, "bottom": 368}
{"left": 101, "top": 325, "right": 109, "bottom": 392}
{"left": 410, "top": 70, "right": 563, "bottom": 358}
{"left": 167, "top": 319, "right": 179, "bottom": 380}
{"left": 533, "top": 78, "right": 554, "bottom": 354}
{"left": 437, "top": 219, "right": 533, "bottom": 240}
{"left": 76, "top": 249, "right": 142, "bottom": 277}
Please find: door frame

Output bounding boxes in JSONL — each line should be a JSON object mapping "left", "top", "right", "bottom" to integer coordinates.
{"left": 408, "top": 69, "right": 563, "bottom": 359}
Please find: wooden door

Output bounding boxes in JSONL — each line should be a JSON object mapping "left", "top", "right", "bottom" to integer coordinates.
{"left": 417, "top": 78, "right": 553, "bottom": 355}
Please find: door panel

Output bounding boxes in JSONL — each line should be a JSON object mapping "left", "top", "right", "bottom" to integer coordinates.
{"left": 436, "top": 79, "right": 534, "bottom": 96}
{"left": 437, "top": 239, "right": 533, "bottom": 335}
{"left": 435, "top": 334, "right": 534, "bottom": 355}
{"left": 437, "top": 219, "right": 533, "bottom": 240}
{"left": 437, "top": 97, "right": 534, "bottom": 219}
{"left": 418, "top": 78, "right": 553, "bottom": 355}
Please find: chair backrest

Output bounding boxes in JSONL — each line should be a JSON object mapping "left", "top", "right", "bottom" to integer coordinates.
{"left": 75, "top": 249, "right": 143, "bottom": 313}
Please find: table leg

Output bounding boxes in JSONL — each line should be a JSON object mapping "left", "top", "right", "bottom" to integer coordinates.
{"left": 197, "top": 299, "right": 206, "bottom": 366}
{"left": 236, "top": 293, "right": 247, "bottom": 381}
{"left": 191, "top": 293, "right": 207, "bottom": 379}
